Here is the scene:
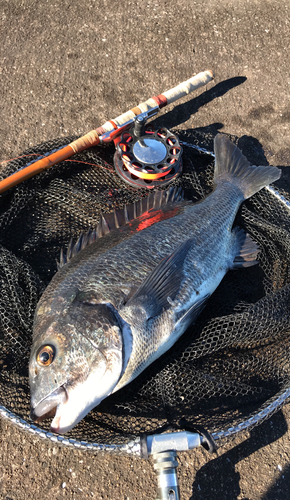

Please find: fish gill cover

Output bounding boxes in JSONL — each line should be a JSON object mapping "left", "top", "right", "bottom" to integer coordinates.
{"left": 0, "top": 129, "right": 289, "bottom": 448}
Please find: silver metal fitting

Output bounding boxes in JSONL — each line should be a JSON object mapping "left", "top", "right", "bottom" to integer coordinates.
{"left": 153, "top": 450, "right": 180, "bottom": 500}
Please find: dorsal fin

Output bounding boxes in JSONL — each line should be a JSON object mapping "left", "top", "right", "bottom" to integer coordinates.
{"left": 57, "top": 186, "right": 185, "bottom": 270}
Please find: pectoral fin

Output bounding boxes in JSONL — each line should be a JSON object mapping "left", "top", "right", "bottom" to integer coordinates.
{"left": 127, "top": 239, "right": 193, "bottom": 317}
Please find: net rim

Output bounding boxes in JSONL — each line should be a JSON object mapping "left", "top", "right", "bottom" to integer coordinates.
{"left": 1, "top": 135, "right": 289, "bottom": 455}
{"left": 2, "top": 382, "right": 290, "bottom": 455}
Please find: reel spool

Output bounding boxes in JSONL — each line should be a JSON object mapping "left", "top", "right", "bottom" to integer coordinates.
{"left": 114, "top": 115, "right": 183, "bottom": 188}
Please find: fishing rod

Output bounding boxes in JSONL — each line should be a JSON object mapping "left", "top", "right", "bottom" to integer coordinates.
{"left": 0, "top": 70, "right": 214, "bottom": 193}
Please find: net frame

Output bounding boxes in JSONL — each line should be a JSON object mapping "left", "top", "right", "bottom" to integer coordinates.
{"left": 1, "top": 130, "right": 290, "bottom": 456}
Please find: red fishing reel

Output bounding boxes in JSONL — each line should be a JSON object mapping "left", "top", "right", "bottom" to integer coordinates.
{"left": 114, "top": 114, "right": 182, "bottom": 189}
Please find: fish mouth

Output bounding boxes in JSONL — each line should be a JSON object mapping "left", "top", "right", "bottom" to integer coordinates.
{"left": 30, "top": 386, "right": 68, "bottom": 424}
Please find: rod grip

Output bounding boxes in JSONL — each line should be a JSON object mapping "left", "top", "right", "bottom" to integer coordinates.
{"left": 70, "top": 129, "right": 100, "bottom": 153}
{"left": 162, "top": 69, "right": 214, "bottom": 105}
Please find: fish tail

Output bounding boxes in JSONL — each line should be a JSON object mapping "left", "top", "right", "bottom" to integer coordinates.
{"left": 213, "top": 134, "right": 281, "bottom": 199}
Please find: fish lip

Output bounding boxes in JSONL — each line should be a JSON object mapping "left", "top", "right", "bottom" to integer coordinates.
{"left": 30, "top": 385, "right": 68, "bottom": 423}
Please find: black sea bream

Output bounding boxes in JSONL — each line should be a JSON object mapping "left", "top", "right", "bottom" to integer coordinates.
{"left": 29, "top": 134, "right": 281, "bottom": 433}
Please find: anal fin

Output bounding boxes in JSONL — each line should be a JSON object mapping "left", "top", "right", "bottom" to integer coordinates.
{"left": 232, "top": 229, "right": 259, "bottom": 269}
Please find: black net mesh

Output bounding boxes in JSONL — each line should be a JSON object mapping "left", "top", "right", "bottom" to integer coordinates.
{"left": 1, "top": 129, "right": 290, "bottom": 448}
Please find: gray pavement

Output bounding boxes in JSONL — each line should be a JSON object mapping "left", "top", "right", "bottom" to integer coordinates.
{"left": 0, "top": 0, "right": 290, "bottom": 498}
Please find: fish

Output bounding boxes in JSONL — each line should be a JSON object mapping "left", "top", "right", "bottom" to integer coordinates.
{"left": 29, "top": 134, "right": 281, "bottom": 434}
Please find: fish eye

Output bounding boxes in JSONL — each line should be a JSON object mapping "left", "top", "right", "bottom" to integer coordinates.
{"left": 36, "top": 345, "right": 55, "bottom": 367}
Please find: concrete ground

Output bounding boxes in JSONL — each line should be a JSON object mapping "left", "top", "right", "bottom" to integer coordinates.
{"left": 0, "top": 0, "right": 290, "bottom": 498}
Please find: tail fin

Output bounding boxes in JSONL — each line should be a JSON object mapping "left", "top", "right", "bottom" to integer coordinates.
{"left": 213, "top": 134, "right": 281, "bottom": 199}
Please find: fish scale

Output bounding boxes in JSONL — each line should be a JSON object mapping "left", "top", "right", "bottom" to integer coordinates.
{"left": 83, "top": 182, "right": 243, "bottom": 308}
{"left": 29, "top": 134, "right": 281, "bottom": 434}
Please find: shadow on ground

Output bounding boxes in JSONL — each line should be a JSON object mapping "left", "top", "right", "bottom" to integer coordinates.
{"left": 190, "top": 410, "right": 288, "bottom": 500}
{"left": 262, "top": 462, "right": 290, "bottom": 500}
{"left": 154, "top": 76, "right": 247, "bottom": 129}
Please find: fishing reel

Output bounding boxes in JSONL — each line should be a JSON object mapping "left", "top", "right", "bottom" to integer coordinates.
{"left": 114, "top": 114, "right": 183, "bottom": 189}
{"left": 0, "top": 71, "right": 215, "bottom": 195}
